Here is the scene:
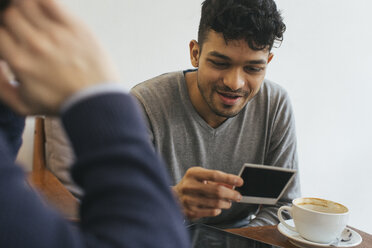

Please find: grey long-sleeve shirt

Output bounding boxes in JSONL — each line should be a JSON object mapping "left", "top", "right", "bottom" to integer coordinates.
{"left": 131, "top": 70, "right": 301, "bottom": 228}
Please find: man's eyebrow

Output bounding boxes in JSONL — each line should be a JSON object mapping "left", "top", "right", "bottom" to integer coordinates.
{"left": 247, "top": 59, "right": 267, "bottom": 65}
{"left": 208, "top": 51, "right": 232, "bottom": 61}
{"left": 208, "top": 51, "right": 267, "bottom": 64}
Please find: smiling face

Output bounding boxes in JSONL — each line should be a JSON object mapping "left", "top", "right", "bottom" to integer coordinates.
{"left": 187, "top": 30, "right": 273, "bottom": 127}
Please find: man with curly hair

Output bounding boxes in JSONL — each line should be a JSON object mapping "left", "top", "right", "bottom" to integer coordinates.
{"left": 131, "top": 0, "right": 300, "bottom": 229}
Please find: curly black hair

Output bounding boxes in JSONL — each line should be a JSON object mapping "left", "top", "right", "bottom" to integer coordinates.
{"left": 198, "top": 0, "right": 286, "bottom": 51}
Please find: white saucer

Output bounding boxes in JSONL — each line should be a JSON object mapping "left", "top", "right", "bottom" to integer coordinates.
{"left": 277, "top": 219, "right": 362, "bottom": 248}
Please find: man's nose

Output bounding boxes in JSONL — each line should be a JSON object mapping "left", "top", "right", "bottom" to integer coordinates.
{"left": 223, "top": 69, "right": 245, "bottom": 91}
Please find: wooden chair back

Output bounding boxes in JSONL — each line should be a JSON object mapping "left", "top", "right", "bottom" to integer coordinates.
{"left": 28, "top": 117, "right": 79, "bottom": 221}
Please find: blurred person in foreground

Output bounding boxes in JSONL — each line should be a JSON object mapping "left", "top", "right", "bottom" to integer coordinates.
{"left": 0, "top": 0, "right": 189, "bottom": 247}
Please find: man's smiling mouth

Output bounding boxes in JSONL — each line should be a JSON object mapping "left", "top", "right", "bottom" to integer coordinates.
{"left": 217, "top": 92, "right": 243, "bottom": 105}
{"left": 218, "top": 92, "right": 243, "bottom": 98}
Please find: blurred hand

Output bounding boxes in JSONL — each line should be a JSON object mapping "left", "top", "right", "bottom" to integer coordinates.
{"left": 172, "top": 167, "right": 243, "bottom": 220}
{"left": 0, "top": 0, "right": 119, "bottom": 115}
{"left": 0, "top": 60, "right": 15, "bottom": 82}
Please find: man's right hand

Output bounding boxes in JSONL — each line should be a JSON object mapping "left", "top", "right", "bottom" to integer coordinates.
{"left": 172, "top": 167, "right": 244, "bottom": 220}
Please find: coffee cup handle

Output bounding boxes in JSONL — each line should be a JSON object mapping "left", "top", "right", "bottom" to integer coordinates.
{"left": 277, "top": 206, "right": 296, "bottom": 232}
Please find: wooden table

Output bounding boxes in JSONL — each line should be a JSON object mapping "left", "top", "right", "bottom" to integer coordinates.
{"left": 27, "top": 158, "right": 372, "bottom": 247}
{"left": 27, "top": 169, "right": 372, "bottom": 247}
{"left": 228, "top": 225, "right": 372, "bottom": 248}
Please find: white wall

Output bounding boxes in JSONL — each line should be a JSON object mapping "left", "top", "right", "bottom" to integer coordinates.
{"left": 17, "top": 0, "right": 372, "bottom": 234}
{"left": 270, "top": 0, "right": 372, "bottom": 234}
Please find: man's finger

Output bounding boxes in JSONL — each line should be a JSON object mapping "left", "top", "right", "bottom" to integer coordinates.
{"left": 0, "top": 28, "right": 20, "bottom": 63}
{"left": 0, "top": 80, "right": 29, "bottom": 116}
{"left": 181, "top": 180, "right": 242, "bottom": 202}
{"left": 38, "top": 0, "right": 77, "bottom": 27}
{"left": 2, "top": 6, "right": 40, "bottom": 45}
{"left": 181, "top": 194, "right": 232, "bottom": 210}
{"left": 201, "top": 182, "right": 242, "bottom": 201}
{"left": 185, "top": 208, "right": 222, "bottom": 220}
{"left": 16, "top": 0, "right": 55, "bottom": 31}
{"left": 0, "top": 60, "right": 15, "bottom": 81}
{"left": 189, "top": 167, "right": 244, "bottom": 187}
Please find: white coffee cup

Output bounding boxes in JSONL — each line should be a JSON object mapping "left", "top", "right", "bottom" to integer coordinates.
{"left": 277, "top": 197, "right": 349, "bottom": 244}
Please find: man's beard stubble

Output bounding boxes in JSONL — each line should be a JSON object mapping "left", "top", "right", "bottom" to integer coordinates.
{"left": 197, "top": 79, "right": 250, "bottom": 119}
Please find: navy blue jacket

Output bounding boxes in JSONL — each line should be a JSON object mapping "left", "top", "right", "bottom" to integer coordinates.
{"left": 0, "top": 94, "right": 190, "bottom": 248}
{"left": 0, "top": 101, "right": 24, "bottom": 159}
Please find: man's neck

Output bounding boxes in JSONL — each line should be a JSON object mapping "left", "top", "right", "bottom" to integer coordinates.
{"left": 184, "top": 71, "right": 227, "bottom": 128}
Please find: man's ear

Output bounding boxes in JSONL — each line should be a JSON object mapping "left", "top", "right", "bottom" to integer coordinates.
{"left": 189, "top": 40, "right": 200, "bottom": 68}
{"left": 268, "top": 53, "right": 274, "bottom": 64}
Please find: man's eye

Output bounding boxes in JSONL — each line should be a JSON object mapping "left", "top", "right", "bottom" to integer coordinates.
{"left": 209, "top": 60, "right": 229, "bottom": 68}
{"left": 245, "top": 66, "right": 264, "bottom": 73}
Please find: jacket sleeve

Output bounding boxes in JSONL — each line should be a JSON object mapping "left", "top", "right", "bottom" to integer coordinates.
{"left": 0, "top": 101, "right": 25, "bottom": 160}
{"left": 248, "top": 91, "right": 301, "bottom": 226}
{"left": 0, "top": 93, "right": 190, "bottom": 248}
{"left": 130, "top": 90, "right": 156, "bottom": 146}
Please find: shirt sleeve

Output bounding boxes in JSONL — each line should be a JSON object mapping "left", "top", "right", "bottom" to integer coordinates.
{"left": 129, "top": 89, "right": 156, "bottom": 146}
{"left": 248, "top": 91, "right": 301, "bottom": 226}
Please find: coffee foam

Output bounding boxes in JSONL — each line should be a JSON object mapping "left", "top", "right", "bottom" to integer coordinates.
{"left": 296, "top": 198, "right": 348, "bottom": 214}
